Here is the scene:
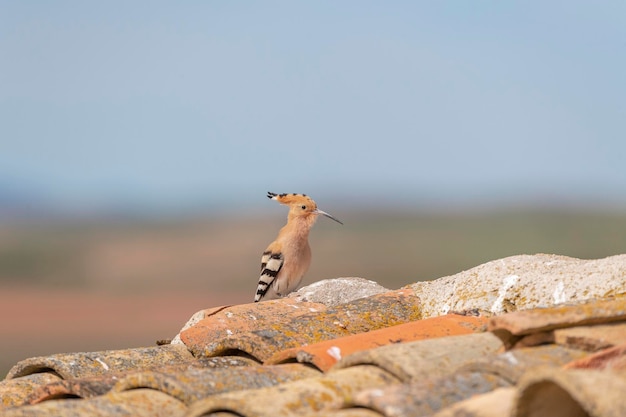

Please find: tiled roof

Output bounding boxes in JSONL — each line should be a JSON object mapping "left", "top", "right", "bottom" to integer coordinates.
{"left": 266, "top": 314, "right": 488, "bottom": 371}
{"left": 178, "top": 289, "right": 422, "bottom": 362}
{"left": 1, "top": 253, "right": 626, "bottom": 417}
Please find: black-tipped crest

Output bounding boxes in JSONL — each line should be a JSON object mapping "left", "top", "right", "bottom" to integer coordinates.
{"left": 267, "top": 191, "right": 342, "bottom": 224}
{"left": 267, "top": 192, "right": 309, "bottom": 200}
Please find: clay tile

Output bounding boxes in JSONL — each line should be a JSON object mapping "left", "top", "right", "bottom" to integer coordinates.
{"left": 6, "top": 344, "right": 194, "bottom": 380}
{"left": 185, "top": 365, "right": 400, "bottom": 417}
{"left": 0, "top": 389, "right": 186, "bottom": 417}
{"left": 181, "top": 289, "right": 421, "bottom": 362}
{"left": 554, "top": 322, "right": 626, "bottom": 352}
{"left": 25, "top": 376, "right": 117, "bottom": 404}
{"left": 410, "top": 254, "right": 626, "bottom": 318}
{"left": 353, "top": 370, "right": 510, "bottom": 417}
{"left": 25, "top": 355, "right": 257, "bottom": 406}
{"left": 564, "top": 343, "right": 626, "bottom": 370}
{"left": 514, "top": 368, "right": 626, "bottom": 417}
{"left": 332, "top": 332, "right": 503, "bottom": 383}
{"left": 488, "top": 297, "right": 626, "bottom": 337}
{"left": 0, "top": 373, "right": 62, "bottom": 409}
{"left": 460, "top": 345, "right": 588, "bottom": 384}
{"left": 179, "top": 299, "right": 328, "bottom": 360}
{"left": 266, "top": 314, "right": 488, "bottom": 371}
{"left": 111, "top": 363, "right": 320, "bottom": 405}
{"left": 431, "top": 387, "right": 517, "bottom": 417}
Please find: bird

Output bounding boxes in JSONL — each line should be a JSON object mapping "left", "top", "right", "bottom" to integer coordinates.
{"left": 254, "top": 192, "right": 343, "bottom": 302}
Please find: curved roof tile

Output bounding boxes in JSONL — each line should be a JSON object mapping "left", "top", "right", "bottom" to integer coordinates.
{"left": 111, "top": 363, "right": 319, "bottom": 405}
{"left": 181, "top": 289, "right": 421, "bottom": 362}
{"left": 6, "top": 344, "right": 194, "bottom": 380}
{"left": 185, "top": 365, "right": 399, "bottom": 417}
{"left": 431, "top": 387, "right": 517, "bottom": 417}
{"left": 554, "top": 322, "right": 626, "bottom": 351}
{"left": 564, "top": 343, "right": 626, "bottom": 370}
{"left": 514, "top": 368, "right": 626, "bottom": 417}
{"left": 176, "top": 299, "right": 328, "bottom": 345}
{"left": 333, "top": 332, "right": 503, "bottom": 383}
{"left": 352, "top": 371, "right": 510, "bottom": 417}
{"left": 25, "top": 376, "right": 117, "bottom": 404}
{"left": 0, "top": 373, "right": 61, "bottom": 409}
{"left": 1, "top": 389, "right": 186, "bottom": 417}
{"left": 266, "top": 314, "right": 488, "bottom": 371}
{"left": 488, "top": 297, "right": 626, "bottom": 336}
{"left": 460, "top": 345, "right": 588, "bottom": 384}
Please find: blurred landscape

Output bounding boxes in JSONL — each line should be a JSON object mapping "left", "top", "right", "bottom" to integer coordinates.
{"left": 1, "top": 205, "right": 625, "bottom": 376}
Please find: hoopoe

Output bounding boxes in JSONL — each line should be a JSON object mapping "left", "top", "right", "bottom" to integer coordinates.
{"left": 254, "top": 192, "right": 342, "bottom": 302}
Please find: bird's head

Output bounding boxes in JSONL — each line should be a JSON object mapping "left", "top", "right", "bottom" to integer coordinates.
{"left": 267, "top": 192, "right": 343, "bottom": 225}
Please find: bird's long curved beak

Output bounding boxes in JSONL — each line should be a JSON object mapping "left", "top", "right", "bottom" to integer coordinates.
{"left": 315, "top": 209, "right": 343, "bottom": 225}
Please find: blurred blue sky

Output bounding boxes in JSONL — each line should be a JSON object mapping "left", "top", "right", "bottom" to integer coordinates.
{"left": 1, "top": 1, "right": 625, "bottom": 213}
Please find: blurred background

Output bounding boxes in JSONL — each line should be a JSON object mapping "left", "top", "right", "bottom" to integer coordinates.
{"left": 1, "top": 2, "right": 625, "bottom": 376}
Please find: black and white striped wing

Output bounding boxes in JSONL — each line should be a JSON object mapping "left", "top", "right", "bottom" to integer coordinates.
{"left": 254, "top": 251, "right": 284, "bottom": 302}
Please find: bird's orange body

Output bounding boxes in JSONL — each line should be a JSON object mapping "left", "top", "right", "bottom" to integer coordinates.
{"left": 255, "top": 192, "right": 342, "bottom": 302}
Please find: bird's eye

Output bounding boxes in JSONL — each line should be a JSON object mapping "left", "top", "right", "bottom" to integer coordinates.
{"left": 301, "top": 205, "right": 306, "bottom": 210}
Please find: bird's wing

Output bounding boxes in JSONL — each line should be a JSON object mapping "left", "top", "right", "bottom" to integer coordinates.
{"left": 255, "top": 250, "right": 284, "bottom": 302}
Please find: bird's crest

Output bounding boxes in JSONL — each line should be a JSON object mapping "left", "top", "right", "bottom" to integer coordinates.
{"left": 267, "top": 192, "right": 316, "bottom": 209}
{"left": 267, "top": 192, "right": 343, "bottom": 224}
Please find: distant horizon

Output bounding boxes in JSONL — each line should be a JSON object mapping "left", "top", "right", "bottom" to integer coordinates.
{"left": 1, "top": 181, "right": 625, "bottom": 221}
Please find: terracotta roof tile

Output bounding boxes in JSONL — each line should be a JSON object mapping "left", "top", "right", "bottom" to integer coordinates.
{"left": 180, "top": 289, "right": 421, "bottom": 362}
{"left": 336, "top": 345, "right": 586, "bottom": 417}
{"left": 460, "top": 345, "right": 588, "bottom": 384}
{"left": 332, "top": 345, "right": 587, "bottom": 417}
{"left": 6, "top": 344, "right": 194, "bottom": 380}
{"left": 352, "top": 371, "right": 510, "bottom": 417}
{"left": 514, "top": 368, "right": 626, "bottom": 417}
{"left": 266, "top": 314, "right": 488, "bottom": 371}
{"left": 488, "top": 297, "right": 626, "bottom": 337}
{"left": 554, "top": 322, "right": 626, "bottom": 351}
{"left": 176, "top": 299, "right": 328, "bottom": 343}
{"left": 25, "top": 376, "right": 117, "bottom": 404}
{"left": 19, "top": 356, "right": 257, "bottom": 407}
{"left": 0, "top": 373, "right": 61, "bottom": 409}
{"left": 110, "top": 363, "right": 319, "bottom": 405}
{"left": 185, "top": 365, "right": 399, "bottom": 417}
{"left": 2, "top": 389, "right": 186, "bottom": 417}
{"left": 333, "top": 332, "right": 503, "bottom": 382}
{"left": 2, "top": 350, "right": 253, "bottom": 409}
{"left": 431, "top": 387, "right": 517, "bottom": 417}
{"left": 564, "top": 343, "right": 626, "bottom": 370}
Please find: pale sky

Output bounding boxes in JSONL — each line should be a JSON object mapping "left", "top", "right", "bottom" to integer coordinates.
{"left": 1, "top": 1, "right": 625, "bottom": 212}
